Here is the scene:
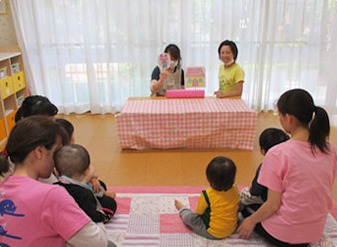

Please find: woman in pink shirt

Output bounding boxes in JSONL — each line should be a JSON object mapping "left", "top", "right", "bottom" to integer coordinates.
{"left": 0, "top": 116, "right": 115, "bottom": 247}
{"left": 238, "top": 88, "right": 337, "bottom": 246}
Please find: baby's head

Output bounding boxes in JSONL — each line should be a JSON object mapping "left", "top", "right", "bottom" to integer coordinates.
{"left": 206, "top": 156, "right": 236, "bottom": 191}
{"left": 54, "top": 144, "right": 90, "bottom": 180}
{"left": 259, "top": 128, "right": 290, "bottom": 155}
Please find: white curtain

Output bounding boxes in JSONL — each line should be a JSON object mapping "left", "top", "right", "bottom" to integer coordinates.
{"left": 10, "top": 0, "right": 337, "bottom": 114}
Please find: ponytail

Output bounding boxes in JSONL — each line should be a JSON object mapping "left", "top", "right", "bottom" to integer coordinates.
{"left": 309, "top": 106, "right": 330, "bottom": 153}
{"left": 277, "top": 88, "right": 330, "bottom": 154}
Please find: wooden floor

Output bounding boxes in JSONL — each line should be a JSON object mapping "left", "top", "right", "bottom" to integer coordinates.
{"left": 58, "top": 112, "right": 337, "bottom": 198}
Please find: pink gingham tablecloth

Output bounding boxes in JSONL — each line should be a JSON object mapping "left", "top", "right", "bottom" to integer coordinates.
{"left": 115, "top": 98, "right": 258, "bottom": 150}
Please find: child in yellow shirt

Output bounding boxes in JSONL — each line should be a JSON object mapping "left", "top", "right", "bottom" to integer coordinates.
{"left": 175, "top": 156, "right": 240, "bottom": 239}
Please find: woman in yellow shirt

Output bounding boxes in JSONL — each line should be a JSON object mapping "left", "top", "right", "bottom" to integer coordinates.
{"left": 175, "top": 156, "right": 240, "bottom": 239}
{"left": 214, "top": 40, "right": 245, "bottom": 98}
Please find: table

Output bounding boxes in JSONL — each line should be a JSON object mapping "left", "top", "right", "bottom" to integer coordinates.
{"left": 115, "top": 97, "right": 258, "bottom": 150}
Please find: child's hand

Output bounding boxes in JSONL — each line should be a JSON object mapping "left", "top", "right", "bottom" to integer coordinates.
{"left": 104, "top": 191, "right": 116, "bottom": 198}
{"left": 89, "top": 178, "right": 101, "bottom": 193}
{"left": 84, "top": 166, "right": 98, "bottom": 183}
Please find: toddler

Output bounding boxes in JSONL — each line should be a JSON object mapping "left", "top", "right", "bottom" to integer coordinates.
{"left": 240, "top": 128, "right": 289, "bottom": 217}
{"left": 175, "top": 156, "right": 239, "bottom": 239}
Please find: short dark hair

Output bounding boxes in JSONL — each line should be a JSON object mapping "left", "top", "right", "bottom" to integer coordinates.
{"left": 217, "top": 40, "right": 239, "bottom": 61}
{"left": 259, "top": 128, "right": 290, "bottom": 153}
{"left": 54, "top": 144, "right": 90, "bottom": 178}
{"left": 206, "top": 156, "right": 236, "bottom": 191}
{"left": 15, "top": 95, "right": 58, "bottom": 122}
{"left": 164, "top": 44, "right": 182, "bottom": 62}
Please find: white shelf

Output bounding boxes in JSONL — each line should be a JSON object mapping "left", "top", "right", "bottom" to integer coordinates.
{"left": 0, "top": 52, "right": 21, "bottom": 61}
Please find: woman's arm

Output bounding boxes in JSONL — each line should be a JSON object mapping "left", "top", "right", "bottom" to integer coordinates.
{"left": 150, "top": 66, "right": 167, "bottom": 94}
{"left": 67, "top": 221, "right": 115, "bottom": 247}
{"left": 150, "top": 73, "right": 168, "bottom": 94}
{"left": 237, "top": 189, "right": 281, "bottom": 239}
{"left": 215, "top": 81, "right": 243, "bottom": 98}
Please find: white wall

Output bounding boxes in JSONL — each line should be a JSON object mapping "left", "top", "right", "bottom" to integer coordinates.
{"left": 0, "top": 1, "right": 18, "bottom": 46}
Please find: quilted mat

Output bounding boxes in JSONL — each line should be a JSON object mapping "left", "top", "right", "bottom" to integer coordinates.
{"left": 105, "top": 186, "right": 337, "bottom": 246}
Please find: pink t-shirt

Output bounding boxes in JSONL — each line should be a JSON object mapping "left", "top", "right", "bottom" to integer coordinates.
{"left": 0, "top": 176, "right": 91, "bottom": 246}
{"left": 259, "top": 140, "right": 337, "bottom": 243}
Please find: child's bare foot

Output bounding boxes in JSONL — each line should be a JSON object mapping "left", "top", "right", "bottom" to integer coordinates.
{"left": 175, "top": 200, "right": 185, "bottom": 210}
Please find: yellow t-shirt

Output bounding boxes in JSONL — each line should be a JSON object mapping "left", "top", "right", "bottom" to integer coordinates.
{"left": 195, "top": 186, "right": 240, "bottom": 238}
{"left": 218, "top": 63, "right": 244, "bottom": 93}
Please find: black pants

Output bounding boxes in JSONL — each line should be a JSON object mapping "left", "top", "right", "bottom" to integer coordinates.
{"left": 254, "top": 223, "right": 309, "bottom": 247}
{"left": 98, "top": 180, "right": 117, "bottom": 218}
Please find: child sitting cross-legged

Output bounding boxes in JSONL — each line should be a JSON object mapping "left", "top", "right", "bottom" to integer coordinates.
{"left": 54, "top": 144, "right": 117, "bottom": 223}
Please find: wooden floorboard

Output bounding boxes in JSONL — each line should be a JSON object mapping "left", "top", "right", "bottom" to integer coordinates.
{"left": 57, "top": 112, "right": 337, "bottom": 199}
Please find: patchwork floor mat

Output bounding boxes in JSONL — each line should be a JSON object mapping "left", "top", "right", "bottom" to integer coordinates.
{"left": 105, "top": 186, "right": 337, "bottom": 246}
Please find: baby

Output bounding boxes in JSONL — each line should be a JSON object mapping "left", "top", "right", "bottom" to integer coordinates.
{"left": 54, "top": 144, "right": 117, "bottom": 223}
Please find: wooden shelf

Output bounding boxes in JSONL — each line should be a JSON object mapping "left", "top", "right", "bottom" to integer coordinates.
{"left": 0, "top": 47, "right": 28, "bottom": 144}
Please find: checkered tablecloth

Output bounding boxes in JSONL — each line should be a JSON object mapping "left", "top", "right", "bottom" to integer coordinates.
{"left": 115, "top": 98, "right": 258, "bottom": 150}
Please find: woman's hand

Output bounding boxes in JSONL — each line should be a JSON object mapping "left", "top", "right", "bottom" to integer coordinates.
{"left": 214, "top": 90, "right": 225, "bottom": 98}
{"left": 214, "top": 82, "right": 243, "bottom": 98}
{"left": 238, "top": 190, "right": 281, "bottom": 239}
{"left": 237, "top": 217, "right": 256, "bottom": 239}
{"left": 159, "top": 72, "right": 168, "bottom": 82}
{"left": 150, "top": 72, "right": 168, "bottom": 94}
